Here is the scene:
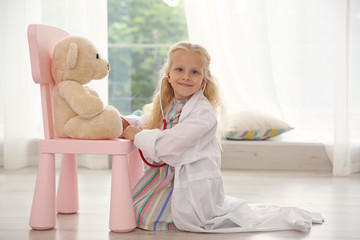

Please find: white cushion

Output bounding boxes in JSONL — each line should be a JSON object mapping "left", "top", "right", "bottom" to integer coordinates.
{"left": 224, "top": 111, "right": 293, "bottom": 140}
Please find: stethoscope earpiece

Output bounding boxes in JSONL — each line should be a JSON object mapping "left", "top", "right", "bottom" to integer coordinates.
{"left": 202, "top": 81, "right": 207, "bottom": 92}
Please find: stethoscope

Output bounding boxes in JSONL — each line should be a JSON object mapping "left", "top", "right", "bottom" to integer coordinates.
{"left": 138, "top": 76, "right": 168, "bottom": 168}
{"left": 138, "top": 76, "right": 207, "bottom": 168}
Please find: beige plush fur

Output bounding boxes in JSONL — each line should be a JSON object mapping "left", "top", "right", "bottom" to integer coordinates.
{"left": 51, "top": 36, "right": 122, "bottom": 139}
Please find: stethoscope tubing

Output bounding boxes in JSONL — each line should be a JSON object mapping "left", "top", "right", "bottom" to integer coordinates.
{"left": 138, "top": 78, "right": 207, "bottom": 168}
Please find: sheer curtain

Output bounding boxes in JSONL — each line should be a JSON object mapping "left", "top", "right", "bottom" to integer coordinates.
{"left": 184, "top": 0, "right": 360, "bottom": 176}
{"left": 0, "top": 0, "right": 109, "bottom": 169}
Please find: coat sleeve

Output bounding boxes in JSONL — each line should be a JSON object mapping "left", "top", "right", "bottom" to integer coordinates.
{"left": 121, "top": 114, "right": 148, "bottom": 129}
{"left": 133, "top": 105, "right": 217, "bottom": 166}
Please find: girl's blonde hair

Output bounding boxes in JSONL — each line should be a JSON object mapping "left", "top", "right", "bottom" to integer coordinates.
{"left": 144, "top": 41, "right": 222, "bottom": 130}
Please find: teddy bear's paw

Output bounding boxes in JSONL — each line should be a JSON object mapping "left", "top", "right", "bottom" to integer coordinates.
{"left": 102, "top": 106, "right": 123, "bottom": 138}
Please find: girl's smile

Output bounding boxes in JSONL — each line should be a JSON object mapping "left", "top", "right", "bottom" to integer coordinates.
{"left": 178, "top": 82, "right": 192, "bottom": 87}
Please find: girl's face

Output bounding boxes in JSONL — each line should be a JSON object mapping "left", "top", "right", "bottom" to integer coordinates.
{"left": 168, "top": 49, "right": 206, "bottom": 100}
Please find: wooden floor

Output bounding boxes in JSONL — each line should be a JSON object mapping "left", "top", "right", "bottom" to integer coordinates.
{"left": 0, "top": 167, "right": 359, "bottom": 240}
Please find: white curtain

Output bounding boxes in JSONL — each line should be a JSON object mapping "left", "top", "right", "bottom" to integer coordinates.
{"left": 185, "top": 0, "right": 360, "bottom": 176}
{"left": 0, "top": 0, "right": 109, "bottom": 169}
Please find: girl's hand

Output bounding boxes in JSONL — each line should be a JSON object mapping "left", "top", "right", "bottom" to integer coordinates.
{"left": 120, "top": 126, "right": 142, "bottom": 141}
{"left": 121, "top": 117, "right": 130, "bottom": 130}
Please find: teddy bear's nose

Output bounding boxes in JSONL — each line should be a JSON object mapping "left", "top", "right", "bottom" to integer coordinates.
{"left": 107, "top": 63, "right": 110, "bottom": 71}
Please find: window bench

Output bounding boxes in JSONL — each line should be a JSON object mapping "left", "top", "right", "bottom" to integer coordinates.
{"left": 221, "top": 130, "right": 332, "bottom": 171}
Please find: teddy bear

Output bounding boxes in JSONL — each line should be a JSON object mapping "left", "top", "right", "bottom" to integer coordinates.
{"left": 51, "top": 36, "right": 123, "bottom": 139}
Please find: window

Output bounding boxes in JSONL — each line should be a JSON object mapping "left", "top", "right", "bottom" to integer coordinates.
{"left": 108, "top": 0, "right": 188, "bottom": 115}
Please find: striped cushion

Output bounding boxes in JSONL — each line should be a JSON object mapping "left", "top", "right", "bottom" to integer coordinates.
{"left": 224, "top": 111, "right": 293, "bottom": 140}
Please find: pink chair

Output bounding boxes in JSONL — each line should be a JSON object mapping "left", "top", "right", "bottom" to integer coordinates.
{"left": 27, "top": 24, "right": 144, "bottom": 232}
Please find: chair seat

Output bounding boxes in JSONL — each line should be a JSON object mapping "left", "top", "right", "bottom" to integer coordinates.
{"left": 40, "top": 138, "right": 137, "bottom": 155}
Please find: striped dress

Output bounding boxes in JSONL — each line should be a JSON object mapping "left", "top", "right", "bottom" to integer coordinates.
{"left": 132, "top": 99, "right": 187, "bottom": 231}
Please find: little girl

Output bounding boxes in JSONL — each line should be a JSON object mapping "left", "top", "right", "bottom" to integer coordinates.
{"left": 121, "top": 42, "right": 324, "bottom": 232}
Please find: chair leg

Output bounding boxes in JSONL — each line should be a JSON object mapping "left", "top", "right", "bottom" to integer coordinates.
{"left": 109, "top": 155, "right": 136, "bottom": 232}
{"left": 128, "top": 150, "right": 144, "bottom": 189}
{"left": 57, "top": 153, "right": 79, "bottom": 214}
{"left": 29, "top": 153, "right": 56, "bottom": 230}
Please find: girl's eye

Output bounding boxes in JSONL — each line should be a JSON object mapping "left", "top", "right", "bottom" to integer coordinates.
{"left": 177, "top": 68, "right": 183, "bottom": 72}
{"left": 192, "top": 70, "right": 198, "bottom": 74}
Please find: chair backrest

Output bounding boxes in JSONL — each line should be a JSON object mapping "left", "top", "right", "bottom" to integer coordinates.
{"left": 27, "top": 24, "right": 70, "bottom": 139}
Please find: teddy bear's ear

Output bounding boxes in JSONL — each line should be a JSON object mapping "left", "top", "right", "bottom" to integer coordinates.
{"left": 67, "top": 43, "right": 78, "bottom": 68}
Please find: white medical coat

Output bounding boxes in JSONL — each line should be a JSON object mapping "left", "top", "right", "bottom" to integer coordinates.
{"left": 124, "top": 90, "right": 323, "bottom": 233}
